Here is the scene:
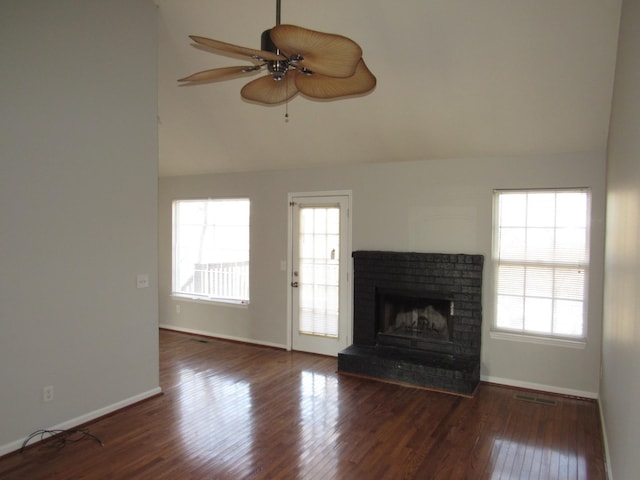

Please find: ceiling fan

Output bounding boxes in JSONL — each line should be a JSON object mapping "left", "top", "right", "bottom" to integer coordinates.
{"left": 178, "top": 0, "right": 376, "bottom": 105}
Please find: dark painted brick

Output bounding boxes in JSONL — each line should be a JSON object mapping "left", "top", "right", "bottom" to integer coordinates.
{"left": 349, "top": 251, "right": 484, "bottom": 395}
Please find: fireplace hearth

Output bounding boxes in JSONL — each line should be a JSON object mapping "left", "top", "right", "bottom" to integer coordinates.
{"left": 338, "top": 251, "right": 484, "bottom": 396}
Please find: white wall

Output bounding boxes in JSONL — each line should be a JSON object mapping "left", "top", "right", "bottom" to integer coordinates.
{"left": 601, "top": 0, "right": 640, "bottom": 478}
{"left": 0, "top": 0, "right": 159, "bottom": 454}
{"left": 159, "top": 150, "right": 606, "bottom": 397}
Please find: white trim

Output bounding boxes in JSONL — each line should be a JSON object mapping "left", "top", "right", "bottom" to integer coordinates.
{"left": 481, "top": 374, "right": 598, "bottom": 399}
{"left": 0, "top": 387, "right": 162, "bottom": 457}
{"left": 491, "top": 188, "right": 592, "bottom": 340}
{"left": 287, "top": 190, "right": 353, "bottom": 356}
{"left": 598, "top": 398, "right": 614, "bottom": 479}
{"left": 159, "top": 324, "right": 287, "bottom": 350}
{"left": 286, "top": 194, "right": 294, "bottom": 351}
{"left": 170, "top": 294, "right": 249, "bottom": 308}
{"left": 489, "top": 330, "right": 587, "bottom": 349}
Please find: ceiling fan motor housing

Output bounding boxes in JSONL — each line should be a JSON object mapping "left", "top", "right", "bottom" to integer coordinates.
{"left": 262, "top": 29, "right": 289, "bottom": 81}
{"left": 261, "top": 29, "right": 277, "bottom": 54}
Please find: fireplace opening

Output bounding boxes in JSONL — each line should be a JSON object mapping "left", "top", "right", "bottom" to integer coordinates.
{"left": 376, "top": 288, "right": 455, "bottom": 354}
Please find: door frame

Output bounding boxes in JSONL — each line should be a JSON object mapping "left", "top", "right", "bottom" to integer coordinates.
{"left": 286, "top": 190, "right": 353, "bottom": 353}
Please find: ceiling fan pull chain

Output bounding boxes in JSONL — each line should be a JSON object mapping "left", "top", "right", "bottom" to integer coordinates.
{"left": 285, "top": 81, "right": 290, "bottom": 122}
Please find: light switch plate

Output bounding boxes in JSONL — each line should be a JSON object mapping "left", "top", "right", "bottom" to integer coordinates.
{"left": 137, "top": 273, "right": 149, "bottom": 288}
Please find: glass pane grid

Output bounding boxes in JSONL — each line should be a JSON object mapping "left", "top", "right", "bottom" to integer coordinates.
{"left": 298, "top": 207, "right": 340, "bottom": 338}
{"left": 494, "top": 190, "right": 589, "bottom": 339}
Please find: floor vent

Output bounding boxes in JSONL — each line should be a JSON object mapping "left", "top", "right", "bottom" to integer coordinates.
{"left": 514, "top": 393, "right": 558, "bottom": 406}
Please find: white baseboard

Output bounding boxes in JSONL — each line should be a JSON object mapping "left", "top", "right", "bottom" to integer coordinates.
{"left": 481, "top": 374, "right": 598, "bottom": 399}
{"left": 0, "top": 387, "right": 162, "bottom": 458}
{"left": 598, "top": 399, "right": 614, "bottom": 479}
{"left": 159, "top": 329, "right": 599, "bottom": 399}
{"left": 159, "top": 324, "right": 288, "bottom": 350}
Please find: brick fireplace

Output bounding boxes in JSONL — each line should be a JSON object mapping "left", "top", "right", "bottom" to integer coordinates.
{"left": 338, "top": 251, "right": 484, "bottom": 396}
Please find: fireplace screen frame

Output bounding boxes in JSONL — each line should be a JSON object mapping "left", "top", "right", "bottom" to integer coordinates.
{"left": 375, "top": 287, "right": 455, "bottom": 354}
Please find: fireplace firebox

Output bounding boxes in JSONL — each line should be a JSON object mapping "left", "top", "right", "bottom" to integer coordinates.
{"left": 338, "top": 251, "right": 484, "bottom": 396}
{"left": 376, "top": 289, "right": 454, "bottom": 353}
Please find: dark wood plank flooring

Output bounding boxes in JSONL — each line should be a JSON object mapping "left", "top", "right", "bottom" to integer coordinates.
{"left": 0, "top": 329, "right": 607, "bottom": 479}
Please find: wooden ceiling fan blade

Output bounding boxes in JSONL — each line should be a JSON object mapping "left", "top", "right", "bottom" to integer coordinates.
{"left": 190, "top": 35, "right": 285, "bottom": 62}
{"left": 270, "top": 25, "right": 363, "bottom": 78}
{"left": 241, "top": 73, "right": 299, "bottom": 105}
{"left": 178, "top": 65, "right": 261, "bottom": 84}
{"left": 295, "top": 59, "right": 376, "bottom": 99}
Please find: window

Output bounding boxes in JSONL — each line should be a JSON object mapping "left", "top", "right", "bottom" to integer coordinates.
{"left": 493, "top": 189, "right": 590, "bottom": 339}
{"left": 298, "top": 205, "right": 341, "bottom": 338}
{"left": 173, "top": 199, "right": 250, "bottom": 303}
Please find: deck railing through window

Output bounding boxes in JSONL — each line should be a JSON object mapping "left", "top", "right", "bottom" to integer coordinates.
{"left": 180, "top": 261, "right": 249, "bottom": 301}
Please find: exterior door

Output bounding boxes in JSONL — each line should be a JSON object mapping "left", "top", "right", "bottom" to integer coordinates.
{"left": 289, "top": 193, "right": 351, "bottom": 356}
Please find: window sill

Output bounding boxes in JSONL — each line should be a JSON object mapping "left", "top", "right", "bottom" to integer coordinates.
{"left": 490, "top": 330, "right": 586, "bottom": 349}
{"left": 171, "top": 294, "right": 249, "bottom": 308}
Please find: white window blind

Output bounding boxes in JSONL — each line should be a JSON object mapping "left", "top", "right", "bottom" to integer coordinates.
{"left": 493, "top": 189, "right": 590, "bottom": 338}
{"left": 173, "top": 199, "right": 250, "bottom": 302}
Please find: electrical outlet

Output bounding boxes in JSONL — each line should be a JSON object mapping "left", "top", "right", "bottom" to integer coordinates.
{"left": 43, "top": 385, "right": 54, "bottom": 402}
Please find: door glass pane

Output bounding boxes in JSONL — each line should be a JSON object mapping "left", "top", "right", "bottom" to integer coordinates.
{"left": 298, "top": 206, "right": 340, "bottom": 337}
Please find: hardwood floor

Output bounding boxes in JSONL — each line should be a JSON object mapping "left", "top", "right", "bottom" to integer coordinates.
{"left": 0, "top": 329, "right": 607, "bottom": 479}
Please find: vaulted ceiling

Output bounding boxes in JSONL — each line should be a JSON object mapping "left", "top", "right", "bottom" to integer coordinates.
{"left": 156, "top": 0, "right": 621, "bottom": 177}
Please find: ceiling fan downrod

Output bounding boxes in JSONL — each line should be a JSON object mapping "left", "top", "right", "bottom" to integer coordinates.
{"left": 261, "top": 0, "right": 287, "bottom": 80}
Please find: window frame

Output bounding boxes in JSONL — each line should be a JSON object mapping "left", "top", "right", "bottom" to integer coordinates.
{"left": 491, "top": 188, "right": 591, "bottom": 345}
{"left": 172, "top": 198, "right": 250, "bottom": 305}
